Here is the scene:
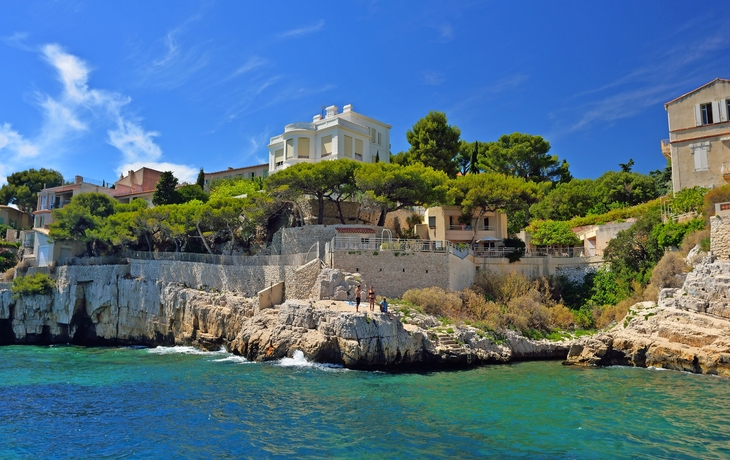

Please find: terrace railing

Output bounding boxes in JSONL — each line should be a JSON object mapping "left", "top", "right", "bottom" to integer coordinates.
{"left": 123, "top": 250, "right": 315, "bottom": 267}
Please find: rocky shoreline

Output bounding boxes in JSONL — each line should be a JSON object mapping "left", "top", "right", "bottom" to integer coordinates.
{"left": 4, "top": 257, "right": 730, "bottom": 374}
{"left": 0, "top": 264, "right": 569, "bottom": 371}
{"left": 564, "top": 257, "right": 730, "bottom": 376}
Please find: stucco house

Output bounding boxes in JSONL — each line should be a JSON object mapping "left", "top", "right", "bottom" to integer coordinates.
{"left": 663, "top": 78, "right": 730, "bottom": 193}
{"left": 572, "top": 220, "right": 635, "bottom": 257}
{"left": 113, "top": 167, "right": 164, "bottom": 205}
{"left": 268, "top": 104, "right": 391, "bottom": 173}
{"left": 33, "top": 176, "right": 117, "bottom": 229}
{"left": 0, "top": 205, "right": 32, "bottom": 230}
{"left": 415, "top": 206, "right": 507, "bottom": 253}
{"left": 203, "top": 164, "right": 269, "bottom": 191}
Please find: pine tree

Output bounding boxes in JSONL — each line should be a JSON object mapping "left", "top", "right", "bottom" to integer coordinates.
{"left": 196, "top": 168, "right": 205, "bottom": 188}
{"left": 152, "top": 171, "right": 180, "bottom": 206}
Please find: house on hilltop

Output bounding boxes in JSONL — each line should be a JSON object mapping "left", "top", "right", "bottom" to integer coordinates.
{"left": 268, "top": 104, "right": 391, "bottom": 173}
{"left": 663, "top": 78, "right": 730, "bottom": 193}
{"left": 113, "top": 167, "right": 164, "bottom": 205}
{"left": 203, "top": 164, "right": 269, "bottom": 192}
{"left": 415, "top": 206, "right": 507, "bottom": 254}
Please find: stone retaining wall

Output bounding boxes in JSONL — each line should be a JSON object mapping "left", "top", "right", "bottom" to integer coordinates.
{"left": 285, "top": 259, "right": 322, "bottom": 301}
{"left": 711, "top": 215, "right": 730, "bottom": 260}
{"left": 331, "top": 251, "right": 450, "bottom": 298}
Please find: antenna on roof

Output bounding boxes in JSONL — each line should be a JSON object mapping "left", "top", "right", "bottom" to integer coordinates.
{"left": 321, "top": 105, "right": 326, "bottom": 118}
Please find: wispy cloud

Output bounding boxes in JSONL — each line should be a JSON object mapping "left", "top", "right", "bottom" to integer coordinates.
{"left": 223, "top": 56, "right": 268, "bottom": 82}
{"left": 137, "top": 22, "right": 211, "bottom": 89}
{"left": 446, "top": 74, "right": 529, "bottom": 116}
{"left": 279, "top": 19, "right": 325, "bottom": 39}
{"left": 560, "top": 33, "right": 730, "bottom": 134}
{"left": 423, "top": 71, "right": 445, "bottom": 86}
{"left": 0, "top": 43, "right": 194, "bottom": 184}
{"left": 437, "top": 22, "right": 454, "bottom": 43}
{"left": 1, "top": 32, "right": 34, "bottom": 51}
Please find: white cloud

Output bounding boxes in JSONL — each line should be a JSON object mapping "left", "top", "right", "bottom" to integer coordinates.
{"left": 228, "top": 56, "right": 267, "bottom": 80}
{"left": 439, "top": 23, "right": 454, "bottom": 42}
{"left": 279, "top": 20, "right": 325, "bottom": 39}
{"left": 423, "top": 71, "right": 445, "bottom": 86}
{"left": 108, "top": 120, "right": 163, "bottom": 164}
{"left": 0, "top": 43, "right": 168, "bottom": 183}
{"left": 117, "top": 161, "right": 198, "bottom": 184}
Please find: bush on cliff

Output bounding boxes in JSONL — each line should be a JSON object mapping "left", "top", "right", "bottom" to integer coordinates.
{"left": 402, "top": 271, "right": 580, "bottom": 337}
{"left": 11, "top": 273, "right": 55, "bottom": 298}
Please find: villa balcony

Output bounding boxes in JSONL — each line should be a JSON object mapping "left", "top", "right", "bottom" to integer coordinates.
{"left": 661, "top": 139, "right": 671, "bottom": 159}
{"left": 284, "top": 122, "right": 316, "bottom": 132}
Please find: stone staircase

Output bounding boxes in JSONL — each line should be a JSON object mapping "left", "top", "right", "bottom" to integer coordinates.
{"left": 434, "top": 331, "right": 474, "bottom": 363}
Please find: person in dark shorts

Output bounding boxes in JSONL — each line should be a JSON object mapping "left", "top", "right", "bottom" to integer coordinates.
{"left": 368, "top": 286, "right": 376, "bottom": 312}
{"left": 355, "top": 285, "right": 362, "bottom": 313}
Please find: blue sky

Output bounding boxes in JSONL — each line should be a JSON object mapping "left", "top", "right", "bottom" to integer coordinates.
{"left": 1, "top": 1, "right": 730, "bottom": 184}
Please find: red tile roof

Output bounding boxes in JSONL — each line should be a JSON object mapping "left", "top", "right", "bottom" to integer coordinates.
{"left": 335, "top": 227, "right": 376, "bottom": 234}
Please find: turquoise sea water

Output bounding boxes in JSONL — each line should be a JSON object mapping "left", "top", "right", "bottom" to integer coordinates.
{"left": 1, "top": 346, "right": 730, "bottom": 459}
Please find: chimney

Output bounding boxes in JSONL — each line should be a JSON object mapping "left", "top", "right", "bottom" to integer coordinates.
{"left": 74, "top": 175, "right": 83, "bottom": 184}
{"left": 343, "top": 104, "right": 352, "bottom": 113}
{"left": 228, "top": 167, "right": 233, "bottom": 170}
{"left": 325, "top": 105, "right": 338, "bottom": 119}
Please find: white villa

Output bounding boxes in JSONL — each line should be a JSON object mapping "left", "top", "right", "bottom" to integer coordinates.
{"left": 268, "top": 104, "right": 391, "bottom": 173}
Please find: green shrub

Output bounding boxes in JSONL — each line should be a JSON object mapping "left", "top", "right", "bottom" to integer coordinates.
{"left": 0, "top": 250, "right": 17, "bottom": 273}
{"left": 11, "top": 273, "right": 56, "bottom": 298}
{"left": 0, "top": 241, "right": 21, "bottom": 249}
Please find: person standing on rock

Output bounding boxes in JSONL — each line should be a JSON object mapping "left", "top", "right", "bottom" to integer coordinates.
{"left": 355, "top": 284, "right": 362, "bottom": 313}
{"left": 368, "top": 286, "right": 375, "bottom": 312}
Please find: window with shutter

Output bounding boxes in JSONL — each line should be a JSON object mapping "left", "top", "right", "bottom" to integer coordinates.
{"left": 321, "top": 135, "right": 333, "bottom": 157}
{"left": 355, "top": 139, "right": 363, "bottom": 161}
{"left": 285, "top": 139, "right": 294, "bottom": 159}
{"left": 428, "top": 216, "right": 436, "bottom": 228}
{"left": 692, "top": 143, "right": 709, "bottom": 171}
{"left": 701, "top": 103, "right": 714, "bottom": 125}
{"left": 370, "top": 128, "right": 376, "bottom": 143}
{"left": 297, "top": 138, "right": 310, "bottom": 158}
{"left": 344, "top": 135, "right": 353, "bottom": 158}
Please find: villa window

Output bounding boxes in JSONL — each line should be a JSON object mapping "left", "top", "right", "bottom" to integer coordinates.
{"left": 701, "top": 103, "right": 714, "bottom": 125}
{"left": 355, "top": 139, "right": 364, "bottom": 161}
{"left": 428, "top": 216, "right": 436, "bottom": 228}
{"left": 344, "top": 135, "right": 353, "bottom": 158}
{"left": 40, "top": 195, "right": 47, "bottom": 210}
{"left": 285, "top": 139, "right": 294, "bottom": 159}
{"left": 696, "top": 101, "right": 720, "bottom": 126}
{"left": 321, "top": 135, "right": 333, "bottom": 157}
{"left": 370, "top": 128, "right": 376, "bottom": 143}
{"left": 275, "top": 148, "right": 284, "bottom": 166}
{"left": 483, "top": 217, "right": 490, "bottom": 230}
{"left": 377, "top": 132, "right": 382, "bottom": 145}
{"left": 297, "top": 137, "right": 310, "bottom": 158}
{"left": 691, "top": 142, "right": 710, "bottom": 171}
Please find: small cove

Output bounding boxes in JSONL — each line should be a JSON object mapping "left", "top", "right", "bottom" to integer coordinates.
{"left": 1, "top": 345, "right": 729, "bottom": 459}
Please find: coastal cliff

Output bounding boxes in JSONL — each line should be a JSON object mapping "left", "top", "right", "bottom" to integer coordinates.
{"left": 565, "top": 257, "right": 730, "bottom": 376}
{"left": 0, "top": 264, "right": 569, "bottom": 370}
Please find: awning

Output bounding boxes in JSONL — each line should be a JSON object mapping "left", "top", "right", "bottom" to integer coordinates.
{"left": 476, "top": 236, "right": 501, "bottom": 242}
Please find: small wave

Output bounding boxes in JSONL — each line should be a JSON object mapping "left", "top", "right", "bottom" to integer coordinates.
{"left": 146, "top": 346, "right": 227, "bottom": 356}
{"left": 276, "top": 350, "right": 345, "bottom": 371}
{"left": 212, "top": 355, "right": 251, "bottom": 364}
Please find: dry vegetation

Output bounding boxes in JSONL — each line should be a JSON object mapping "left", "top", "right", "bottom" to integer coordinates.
{"left": 402, "top": 271, "right": 577, "bottom": 338}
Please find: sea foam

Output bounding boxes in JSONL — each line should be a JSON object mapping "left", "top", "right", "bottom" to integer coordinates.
{"left": 276, "top": 350, "right": 344, "bottom": 371}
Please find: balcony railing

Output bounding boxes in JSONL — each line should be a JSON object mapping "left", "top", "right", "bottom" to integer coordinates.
{"left": 447, "top": 225, "right": 495, "bottom": 231}
{"left": 284, "top": 122, "right": 316, "bottom": 132}
{"left": 354, "top": 153, "right": 363, "bottom": 161}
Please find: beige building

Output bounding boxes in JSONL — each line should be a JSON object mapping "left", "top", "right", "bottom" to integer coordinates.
{"left": 0, "top": 205, "right": 32, "bottom": 230}
{"left": 204, "top": 164, "right": 269, "bottom": 192}
{"left": 572, "top": 220, "right": 635, "bottom": 257}
{"left": 664, "top": 78, "right": 730, "bottom": 193}
{"left": 416, "top": 206, "right": 507, "bottom": 251}
{"left": 33, "top": 176, "right": 117, "bottom": 229}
